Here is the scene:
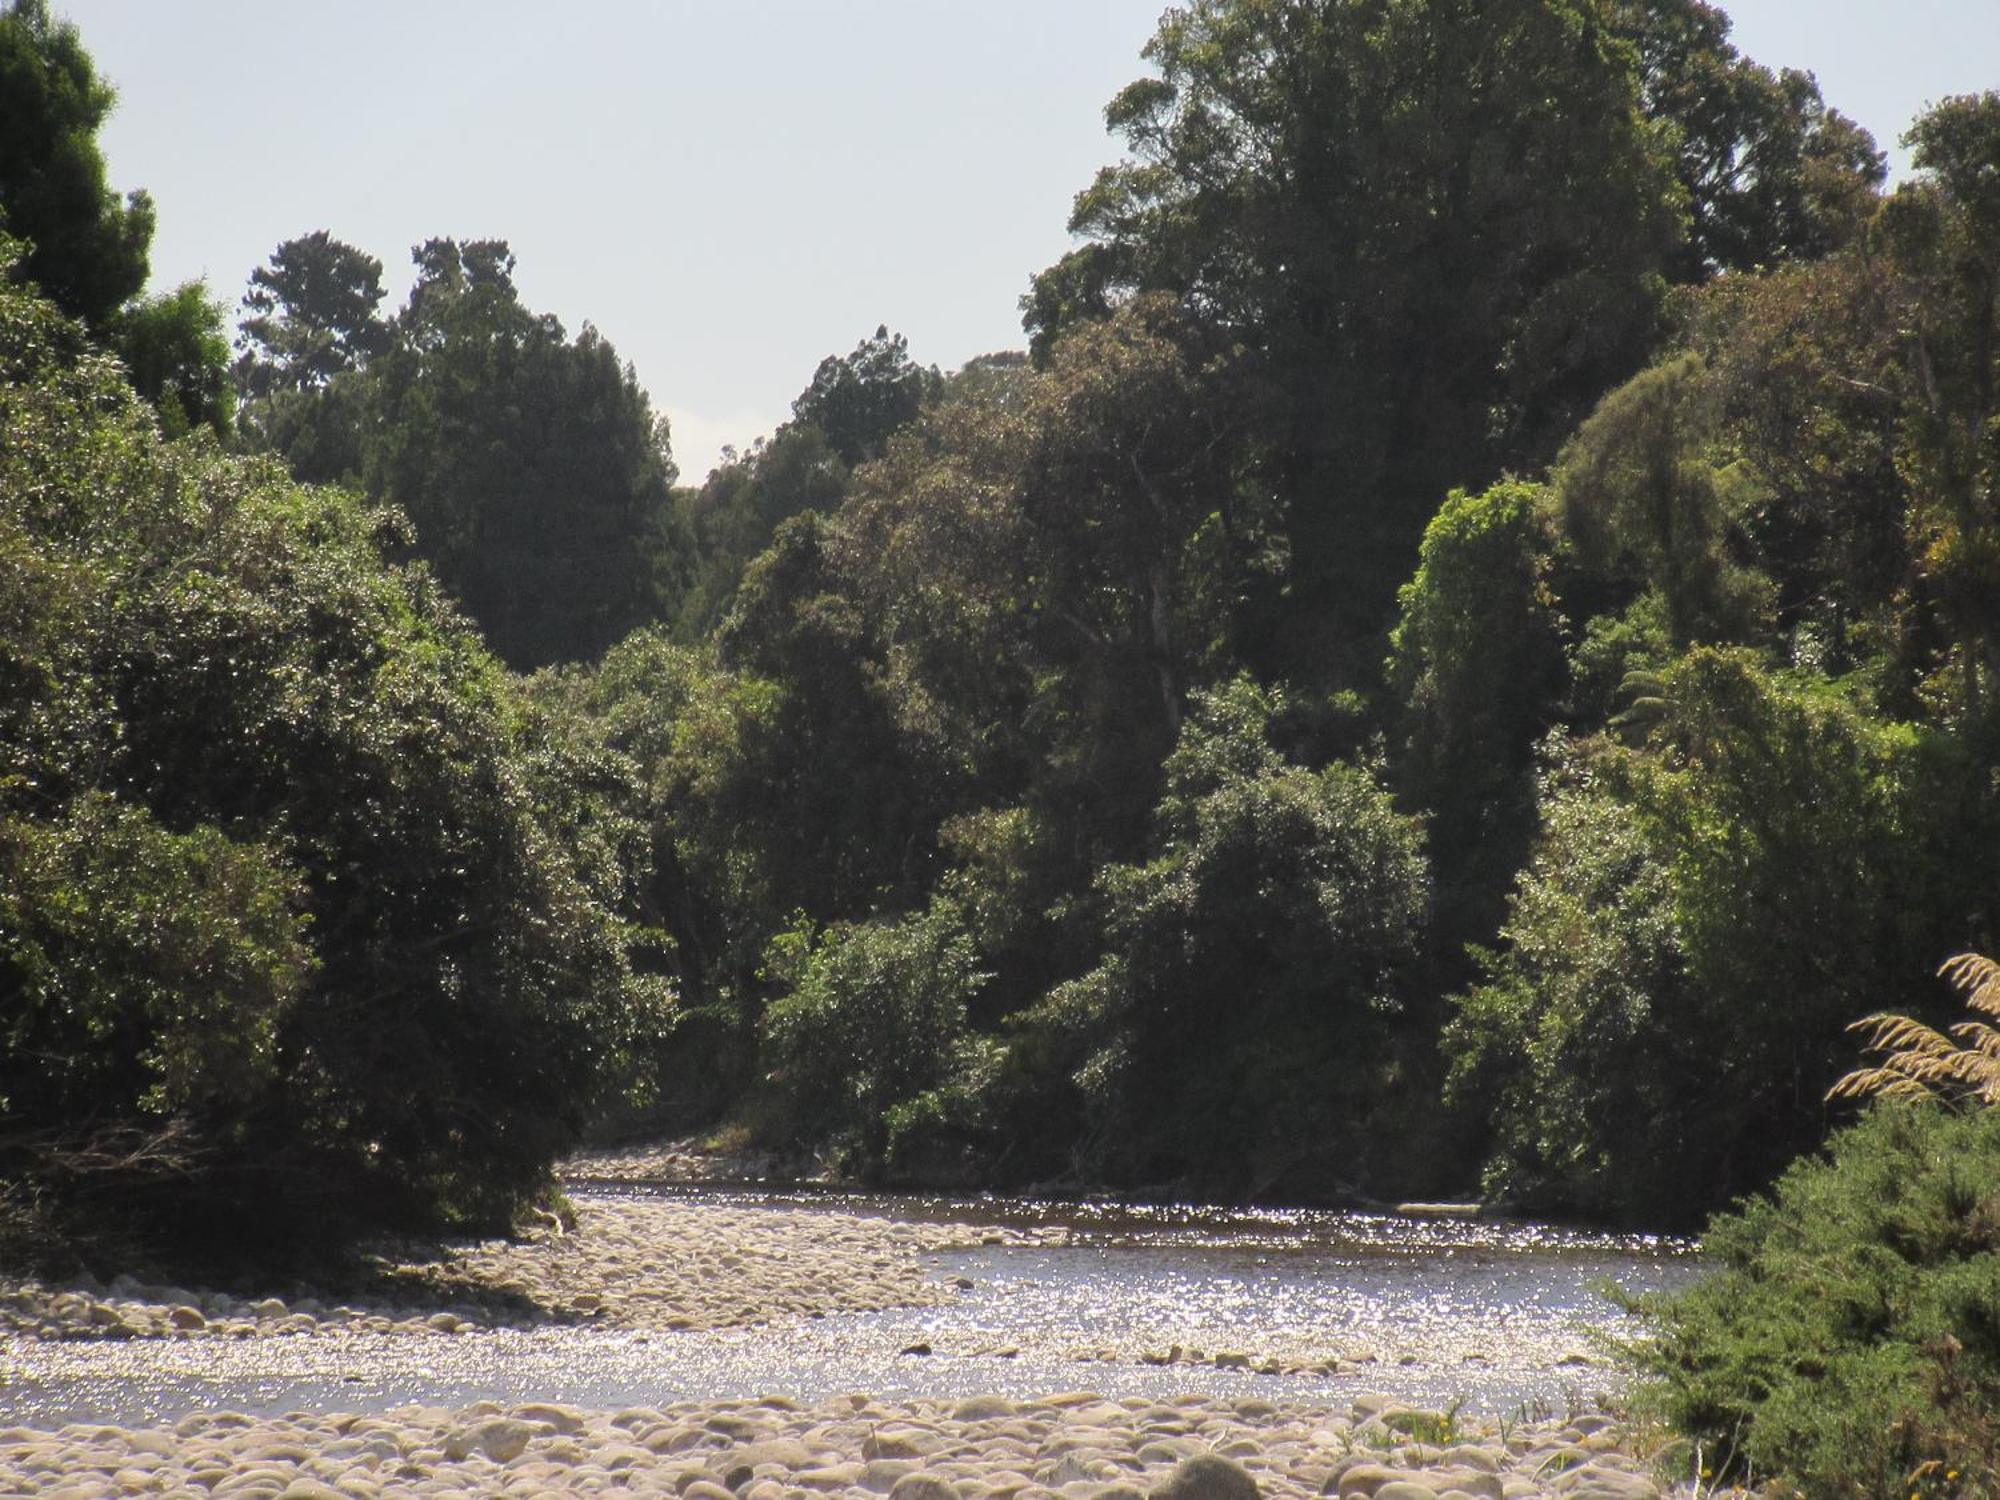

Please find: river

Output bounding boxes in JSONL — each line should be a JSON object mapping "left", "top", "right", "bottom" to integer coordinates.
{"left": 0, "top": 1184, "right": 1699, "bottom": 1428}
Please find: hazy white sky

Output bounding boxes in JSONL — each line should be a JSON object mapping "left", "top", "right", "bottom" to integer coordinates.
{"left": 55, "top": 1, "right": 2000, "bottom": 482}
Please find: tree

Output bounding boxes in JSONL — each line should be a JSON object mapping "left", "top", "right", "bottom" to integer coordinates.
{"left": 1881, "top": 94, "right": 2000, "bottom": 722}
{"left": 1387, "top": 481, "right": 1566, "bottom": 954}
{"left": 791, "top": 325, "right": 942, "bottom": 468}
{"left": 358, "top": 238, "right": 679, "bottom": 668}
{"left": 233, "top": 230, "right": 390, "bottom": 399}
{"left": 1608, "top": 0, "right": 1884, "bottom": 278}
{"left": 112, "top": 280, "right": 233, "bottom": 439}
{"left": 1449, "top": 652, "right": 1981, "bottom": 1226}
{"left": 1634, "top": 1103, "right": 2000, "bottom": 1496}
{"left": 762, "top": 900, "right": 988, "bottom": 1169}
{"left": 1028, "top": 0, "right": 1684, "bottom": 673}
{"left": 670, "top": 328, "right": 939, "bottom": 641}
{"left": 1690, "top": 253, "right": 1909, "bottom": 666}
{"left": 1018, "top": 679, "right": 1430, "bottom": 1198}
{"left": 0, "top": 0, "right": 150, "bottom": 331}
{"left": 1554, "top": 352, "right": 1771, "bottom": 647}
{"left": 0, "top": 260, "right": 665, "bottom": 1250}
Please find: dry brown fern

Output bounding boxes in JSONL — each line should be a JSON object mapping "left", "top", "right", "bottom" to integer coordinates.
{"left": 1829, "top": 953, "right": 2000, "bottom": 1109}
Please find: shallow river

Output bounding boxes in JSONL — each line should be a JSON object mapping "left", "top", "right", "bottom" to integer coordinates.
{"left": 1, "top": 1184, "right": 1699, "bottom": 1428}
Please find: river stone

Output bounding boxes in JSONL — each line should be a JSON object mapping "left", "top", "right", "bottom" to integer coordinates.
{"left": 1551, "top": 1472, "right": 1659, "bottom": 1500}
{"left": 799, "top": 1462, "right": 868, "bottom": 1490}
{"left": 866, "top": 1429, "right": 936, "bottom": 1460}
{"left": 864, "top": 1458, "right": 922, "bottom": 1490}
{"left": 1040, "top": 1454, "right": 1097, "bottom": 1487}
{"left": 444, "top": 1417, "right": 536, "bottom": 1463}
{"left": 890, "top": 1473, "right": 964, "bottom": 1500}
{"left": 1373, "top": 1486, "right": 1439, "bottom": 1500}
{"left": 687, "top": 1483, "right": 739, "bottom": 1500}
{"left": 1439, "top": 1448, "right": 1500, "bottom": 1475}
{"left": 1151, "top": 1455, "right": 1259, "bottom": 1500}
{"left": 954, "top": 1397, "right": 1017, "bottom": 1421}
{"left": 276, "top": 1485, "right": 347, "bottom": 1500}
{"left": 736, "top": 1437, "right": 820, "bottom": 1473}
{"left": 511, "top": 1401, "right": 586, "bottom": 1434}
{"left": 1328, "top": 1465, "right": 1411, "bottom": 1498}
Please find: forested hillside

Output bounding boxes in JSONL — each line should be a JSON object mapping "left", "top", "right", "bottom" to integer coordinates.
{"left": 3, "top": 0, "right": 1998, "bottom": 1271}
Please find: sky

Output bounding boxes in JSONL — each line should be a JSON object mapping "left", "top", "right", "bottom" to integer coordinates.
{"left": 55, "top": 0, "right": 2000, "bottom": 484}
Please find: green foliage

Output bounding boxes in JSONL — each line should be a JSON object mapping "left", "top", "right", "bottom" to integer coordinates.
{"left": 718, "top": 511, "right": 947, "bottom": 916}
{"left": 1882, "top": 94, "right": 2000, "bottom": 722}
{"left": 791, "top": 325, "right": 942, "bottom": 469}
{"left": 1021, "top": 679, "right": 1430, "bottom": 1197}
{"left": 233, "top": 229, "right": 390, "bottom": 398}
{"left": 1452, "top": 652, "right": 1984, "bottom": 1225}
{"left": 1032, "top": 0, "right": 1684, "bottom": 666}
{"left": 1608, "top": 0, "right": 1884, "bottom": 279}
{"left": 1445, "top": 744, "right": 1700, "bottom": 1222}
{"left": 762, "top": 901, "right": 988, "bottom": 1169}
{"left": 1555, "top": 353, "right": 1772, "bottom": 646}
{"left": 0, "top": 794, "right": 309, "bottom": 1131}
{"left": 235, "top": 235, "right": 681, "bottom": 671}
{"left": 1388, "top": 482, "right": 1566, "bottom": 952}
{"left": 0, "top": 0, "right": 150, "bottom": 330}
{"left": 0, "top": 266, "right": 664, "bottom": 1246}
{"left": 111, "top": 279, "right": 233, "bottom": 438}
{"left": 670, "top": 327, "right": 936, "bottom": 641}
{"left": 1634, "top": 1103, "right": 2000, "bottom": 1497}
{"left": 557, "top": 628, "right": 783, "bottom": 1094}
{"left": 1690, "top": 254, "right": 1909, "bottom": 668}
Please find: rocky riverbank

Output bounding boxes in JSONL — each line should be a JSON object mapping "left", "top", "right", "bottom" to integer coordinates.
{"left": 0, "top": 1196, "right": 1027, "bottom": 1343}
{"left": 0, "top": 1390, "right": 1678, "bottom": 1499}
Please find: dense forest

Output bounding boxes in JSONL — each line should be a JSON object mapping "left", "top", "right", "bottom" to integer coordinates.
{"left": 5, "top": 0, "right": 2000, "bottom": 1283}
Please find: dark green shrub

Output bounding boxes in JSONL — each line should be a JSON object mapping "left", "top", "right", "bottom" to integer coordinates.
{"left": 0, "top": 260, "right": 665, "bottom": 1249}
{"left": 1634, "top": 1102, "right": 2000, "bottom": 1498}
{"left": 1016, "top": 678, "right": 1430, "bottom": 1198}
{"left": 762, "top": 900, "right": 988, "bottom": 1168}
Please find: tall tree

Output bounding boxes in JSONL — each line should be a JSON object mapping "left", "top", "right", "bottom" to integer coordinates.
{"left": 1027, "top": 0, "right": 1684, "bottom": 677}
{"left": 0, "top": 0, "right": 150, "bottom": 331}
{"left": 791, "top": 325, "right": 943, "bottom": 468}
{"left": 234, "top": 230, "right": 390, "bottom": 398}
{"left": 1609, "top": 0, "right": 1884, "bottom": 278}
{"left": 1882, "top": 94, "right": 2000, "bottom": 721}
{"left": 238, "top": 235, "right": 682, "bottom": 669}
{"left": 673, "top": 327, "right": 938, "bottom": 640}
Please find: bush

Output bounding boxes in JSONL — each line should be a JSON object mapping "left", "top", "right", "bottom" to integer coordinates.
{"left": 1016, "top": 678, "right": 1430, "bottom": 1198}
{"left": 1634, "top": 1102, "right": 2000, "bottom": 1498}
{"left": 762, "top": 900, "right": 988, "bottom": 1169}
{"left": 0, "top": 260, "right": 665, "bottom": 1251}
{"left": 1449, "top": 651, "right": 1981, "bottom": 1227}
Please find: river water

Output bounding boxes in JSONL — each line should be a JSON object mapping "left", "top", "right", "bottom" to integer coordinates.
{"left": 0, "top": 1185, "right": 1699, "bottom": 1428}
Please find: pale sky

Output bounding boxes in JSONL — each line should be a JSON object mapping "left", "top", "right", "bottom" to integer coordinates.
{"left": 54, "top": 1, "right": 2000, "bottom": 483}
